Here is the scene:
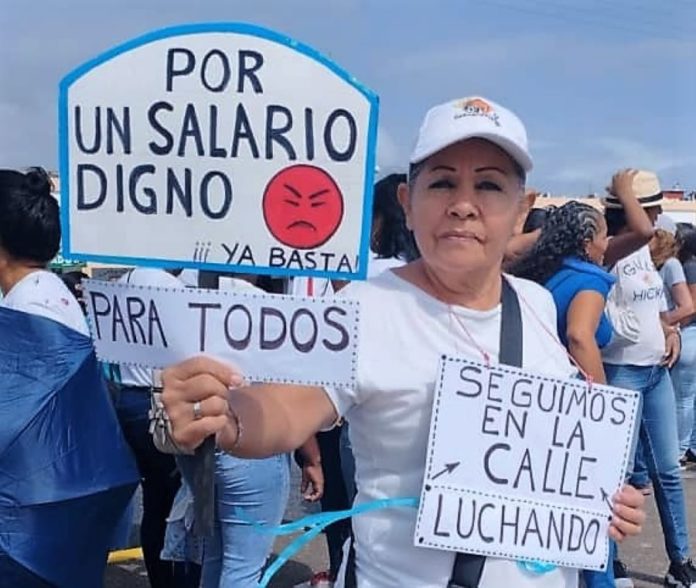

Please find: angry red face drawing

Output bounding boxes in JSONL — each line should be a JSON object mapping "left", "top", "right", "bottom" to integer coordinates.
{"left": 263, "top": 165, "right": 344, "bottom": 250}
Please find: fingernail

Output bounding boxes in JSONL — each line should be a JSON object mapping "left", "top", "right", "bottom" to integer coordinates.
{"left": 229, "top": 374, "right": 244, "bottom": 388}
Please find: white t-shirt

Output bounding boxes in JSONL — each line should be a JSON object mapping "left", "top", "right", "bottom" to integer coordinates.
{"left": 118, "top": 269, "right": 185, "bottom": 387}
{"left": 325, "top": 271, "right": 578, "bottom": 588}
{"left": 602, "top": 245, "right": 666, "bottom": 366}
{"left": 367, "top": 254, "right": 405, "bottom": 278}
{"left": 1, "top": 270, "right": 89, "bottom": 336}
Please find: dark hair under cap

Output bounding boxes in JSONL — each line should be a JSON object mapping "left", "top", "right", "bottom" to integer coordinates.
{"left": 372, "top": 173, "right": 419, "bottom": 261}
{"left": 678, "top": 223, "right": 696, "bottom": 263}
{"left": 0, "top": 167, "right": 60, "bottom": 264}
{"left": 522, "top": 206, "right": 555, "bottom": 234}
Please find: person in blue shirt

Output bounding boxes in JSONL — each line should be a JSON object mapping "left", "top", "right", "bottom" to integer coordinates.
{"left": 511, "top": 201, "right": 614, "bottom": 383}
{"left": 511, "top": 193, "right": 655, "bottom": 588}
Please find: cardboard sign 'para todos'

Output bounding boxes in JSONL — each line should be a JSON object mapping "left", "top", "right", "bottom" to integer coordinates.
{"left": 59, "top": 24, "right": 378, "bottom": 279}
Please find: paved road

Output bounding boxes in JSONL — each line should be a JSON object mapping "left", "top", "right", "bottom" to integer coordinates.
{"left": 105, "top": 465, "right": 696, "bottom": 587}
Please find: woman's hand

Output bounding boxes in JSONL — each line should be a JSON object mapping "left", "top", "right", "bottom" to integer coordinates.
{"left": 161, "top": 356, "right": 244, "bottom": 451}
{"left": 301, "top": 461, "right": 325, "bottom": 502}
{"left": 662, "top": 329, "right": 681, "bottom": 368}
{"left": 608, "top": 169, "right": 640, "bottom": 200}
{"left": 609, "top": 485, "right": 646, "bottom": 542}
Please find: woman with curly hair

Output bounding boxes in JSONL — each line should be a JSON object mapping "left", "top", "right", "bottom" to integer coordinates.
{"left": 510, "top": 175, "right": 656, "bottom": 588}
{"left": 510, "top": 201, "right": 613, "bottom": 385}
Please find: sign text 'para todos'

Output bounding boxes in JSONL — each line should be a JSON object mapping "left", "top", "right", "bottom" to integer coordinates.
{"left": 84, "top": 280, "right": 359, "bottom": 387}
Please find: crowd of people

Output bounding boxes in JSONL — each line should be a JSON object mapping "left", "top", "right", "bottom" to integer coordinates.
{"left": 0, "top": 94, "right": 695, "bottom": 588}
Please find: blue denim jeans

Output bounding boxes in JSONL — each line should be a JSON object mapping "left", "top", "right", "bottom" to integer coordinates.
{"left": 182, "top": 452, "right": 290, "bottom": 588}
{"left": 670, "top": 325, "right": 696, "bottom": 455}
{"left": 582, "top": 540, "right": 616, "bottom": 588}
{"left": 629, "top": 441, "right": 650, "bottom": 488}
{"left": 605, "top": 364, "right": 691, "bottom": 563}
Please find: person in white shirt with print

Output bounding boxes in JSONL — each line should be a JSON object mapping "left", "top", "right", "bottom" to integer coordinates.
{"left": 602, "top": 172, "right": 696, "bottom": 588}
{"left": 159, "top": 97, "right": 645, "bottom": 588}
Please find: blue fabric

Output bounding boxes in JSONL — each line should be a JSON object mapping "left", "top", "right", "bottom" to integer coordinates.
{"left": 0, "top": 306, "right": 139, "bottom": 588}
{"left": 581, "top": 540, "right": 616, "bottom": 588}
{"left": 544, "top": 257, "right": 616, "bottom": 348}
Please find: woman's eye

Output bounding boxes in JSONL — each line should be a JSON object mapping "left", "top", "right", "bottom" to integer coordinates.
{"left": 477, "top": 180, "right": 503, "bottom": 192}
{"left": 429, "top": 178, "right": 456, "bottom": 190}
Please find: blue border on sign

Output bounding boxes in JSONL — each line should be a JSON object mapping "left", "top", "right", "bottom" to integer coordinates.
{"left": 58, "top": 22, "right": 378, "bottom": 281}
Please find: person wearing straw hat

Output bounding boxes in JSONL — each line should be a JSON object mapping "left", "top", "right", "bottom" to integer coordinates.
{"left": 602, "top": 170, "right": 696, "bottom": 588}
{"left": 159, "top": 97, "right": 646, "bottom": 588}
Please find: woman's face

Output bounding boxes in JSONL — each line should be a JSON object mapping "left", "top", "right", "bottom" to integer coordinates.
{"left": 399, "top": 139, "right": 525, "bottom": 278}
{"left": 585, "top": 215, "right": 609, "bottom": 264}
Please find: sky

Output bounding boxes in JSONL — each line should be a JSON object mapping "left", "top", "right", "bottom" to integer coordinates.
{"left": 1, "top": 0, "right": 695, "bottom": 196}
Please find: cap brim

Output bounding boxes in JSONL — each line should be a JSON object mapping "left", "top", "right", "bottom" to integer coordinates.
{"left": 411, "top": 132, "right": 533, "bottom": 173}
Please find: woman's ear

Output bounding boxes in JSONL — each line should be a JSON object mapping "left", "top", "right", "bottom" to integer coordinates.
{"left": 513, "top": 189, "right": 535, "bottom": 235}
{"left": 397, "top": 182, "right": 413, "bottom": 231}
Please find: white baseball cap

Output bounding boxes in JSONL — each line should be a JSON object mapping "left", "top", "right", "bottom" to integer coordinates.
{"left": 410, "top": 96, "right": 533, "bottom": 172}
{"left": 655, "top": 213, "right": 677, "bottom": 236}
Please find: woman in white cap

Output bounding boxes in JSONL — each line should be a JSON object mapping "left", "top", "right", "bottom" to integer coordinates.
{"left": 602, "top": 172, "right": 696, "bottom": 588}
{"left": 649, "top": 215, "right": 694, "bottom": 327}
{"left": 159, "top": 97, "right": 645, "bottom": 588}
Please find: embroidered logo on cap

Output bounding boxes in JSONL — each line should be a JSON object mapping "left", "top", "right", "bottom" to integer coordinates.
{"left": 453, "top": 98, "right": 501, "bottom": 127}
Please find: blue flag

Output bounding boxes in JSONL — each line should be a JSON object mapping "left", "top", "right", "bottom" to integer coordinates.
{"left": 0, "top": 306, "right": 139, "bottom": 587}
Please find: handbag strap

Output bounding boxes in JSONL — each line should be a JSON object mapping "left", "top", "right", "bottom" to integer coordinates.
{"left": 448, "top": 277, "right": 522, "bottom": 588}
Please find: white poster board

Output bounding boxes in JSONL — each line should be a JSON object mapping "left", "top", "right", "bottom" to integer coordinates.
{"left": 59, "top": 24, "right": 378, "bottom": 280}
{"left": 84, "top": 279, "right": 359, "bottom": 387}
{"left": 414, "top": 356, "right": 639, "bottom": 571}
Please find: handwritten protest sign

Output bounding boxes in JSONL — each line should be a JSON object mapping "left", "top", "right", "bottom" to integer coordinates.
{"left": 84, "top": 279, "right": 359, "bottom": 387}
{"left": 414, "top": 356, "right": 639, "bottom": 571}
{"left": 59, "top": 24, "right": 378, "bottom": 280}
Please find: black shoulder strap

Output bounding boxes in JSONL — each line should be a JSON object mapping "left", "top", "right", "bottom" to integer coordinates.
{"left": 499, "top": 277, "right": 523, "bottom": 367}
{"left": 448, "top": 278, "right": 522, "bottom": 588}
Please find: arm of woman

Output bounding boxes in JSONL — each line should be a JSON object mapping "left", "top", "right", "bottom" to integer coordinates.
{"left": 603, "top": 169, "right": 655, "bottom": 268}
{"left": 161, "top": 357, "right": 338, "bottom": 456}
{"left": 298, "top": 436, "right": 325, "bottom": 502}
{"left": 682, "top": 283, "right": 696, "bottom": 327}
{"left": 566, "top": 290, "right": 608, "bottom": 385}
{"left": 664, "top": 281, "right": 694, "bottom": 325}
{"left": 504, "top": 230, "right": 541, "bottom": 267}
